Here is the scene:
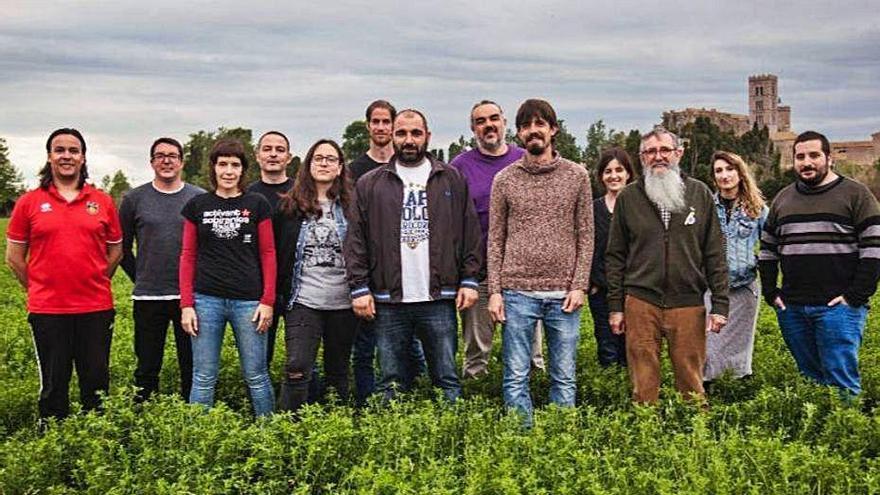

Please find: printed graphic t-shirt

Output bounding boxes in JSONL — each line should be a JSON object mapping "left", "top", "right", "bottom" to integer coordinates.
{"left": 397, "top": 159, "right": 432, "bottom": 303}
{"left": 295, "top": 201, "right": 351, "bottom": 310}
{"left": 181, "top": 192, "right": 272, "bottom": 300}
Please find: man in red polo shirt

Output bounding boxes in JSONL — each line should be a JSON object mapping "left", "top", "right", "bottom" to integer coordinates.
{"left": 6, "top": 128, "right": 123, "bottom": 420}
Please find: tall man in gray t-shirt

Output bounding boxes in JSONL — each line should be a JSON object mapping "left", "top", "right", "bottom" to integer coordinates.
{"left": 119, "top": 137, "right": 205, "bottom": 401}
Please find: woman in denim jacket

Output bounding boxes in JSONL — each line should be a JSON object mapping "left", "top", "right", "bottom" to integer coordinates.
{"left": 274, "top": 139, "right": 356, "bottom": 413}
{"left": 704, "top": 151, "right": 768, "bottom": 384}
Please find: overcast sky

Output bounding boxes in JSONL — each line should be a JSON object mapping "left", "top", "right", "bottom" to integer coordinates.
{"left": 2, "top": 1, "right": 878, "bottom": 186}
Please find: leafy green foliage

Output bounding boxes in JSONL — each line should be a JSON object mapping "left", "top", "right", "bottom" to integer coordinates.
{"left": 583, "top": 122, "right": 643, "bottom": 197}
{"left": 671, "top": 118, "right": 790, "bottom": 199}
{"left": 553, "top": 119, "right": 583, "bottom": 163}
{"left": 341, "top": 120, "right": 369, "bottom": 162}
{"left": 182, "top": 127, "right": 260, "bottom": 190}
{"left": 100, "top": 169, "right": 132, "bottom": 204}
{"left": 447, "top": 135, "right": 475, "bottom": 162}
{"left": 2, "top": 220, "right": 880, "bottom": 492}
{"left": 0, "top": 138, "right": 25, "bottom": 215}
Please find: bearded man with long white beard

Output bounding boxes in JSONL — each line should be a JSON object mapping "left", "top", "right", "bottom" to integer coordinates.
{"left": 605, "top": 126, "right": 729, "bottom": 404}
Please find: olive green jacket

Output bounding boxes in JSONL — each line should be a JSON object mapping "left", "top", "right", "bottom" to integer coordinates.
{"left": 605, "top": 175, "right": 729, "bottom": 316}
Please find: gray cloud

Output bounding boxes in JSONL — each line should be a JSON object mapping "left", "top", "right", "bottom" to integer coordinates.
{"left": 2, "top": 0, "right": 878, "bottom": 185}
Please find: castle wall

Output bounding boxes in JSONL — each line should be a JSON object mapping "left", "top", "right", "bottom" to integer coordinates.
{"left": 832, "top": 141, "right": 879, "bottom": 166}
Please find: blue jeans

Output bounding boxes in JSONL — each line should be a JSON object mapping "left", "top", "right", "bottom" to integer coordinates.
{"left": 502, "top": 290, "right": 581, "bottom": 424}
{"left": 352, "top": 319, "right": 427, "bottom": 406}
{"left": 588, "top": 289, "right": 626, "bottom": 367}
{"left": 374, "top": 301, "right": 459, "bottom": 402}
{"left": 776, "top": 302, "right": 868, "bottom": 396}
{"left": 190, "top": 294, "right": 275, "bottom": 416}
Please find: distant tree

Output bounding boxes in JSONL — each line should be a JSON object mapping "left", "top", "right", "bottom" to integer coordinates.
{"left": 181, "top": 131, "right": 211, "bottom": 188}
{"left": 624, "top": 129, "right": 643, "bottom": 176}
{"left": 447, "top": 135, "right": 473, "bottom": 162}
{"left": 290, "top": 156, "right": 302, "bottom": 178}
{"left": 583, "top": 120, "right": 631, "bottom": 167}
{"left": 109, "top": 170, "right": 131, "bottom": 204}
{"left": 735, "top": 123, "right": 786, "bottom": 199}
{"left": 553, "top": 120, "right": 582, "bottom": 163}
{"left": 583, "top": 120, "right": 611, "bottom": 170}
{"left": 0, "top": 138, "right": 25, "bottom": 215}
{"left": 759, "top": 167, "right": 796, "bottom": 201}
{"left": 342, "top": 120, "right": 370, "bottom": 161}
{"left": 430, "top": 148, "right": 445, "bottom": 162}
{"left": 737, "top": 123, "right": 775, "bottom": 169}
{"left": 678, "top": 116, "right": 738, "bottom": 185}
{"left": 183, "top": 127, "right": 256, "bottom": 189}
{"left": 100, "top": 170, "right": 131, "bottom": 204}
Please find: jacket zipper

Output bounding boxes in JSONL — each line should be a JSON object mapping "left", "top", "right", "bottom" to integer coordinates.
{"left": 662, "top": 229, "right": 669, "bottom": 307}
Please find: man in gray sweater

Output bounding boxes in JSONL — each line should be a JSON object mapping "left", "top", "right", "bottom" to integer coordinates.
{"left": 119, "top": 137, "right": 204, "bottom": 402}
{"left": 487, "top": 99, "right": 594, "bottom": 425}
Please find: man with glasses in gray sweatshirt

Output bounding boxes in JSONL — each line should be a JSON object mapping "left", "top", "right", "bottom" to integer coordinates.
{"left": 120, "top": 137, "right": 205, "bottom": 402}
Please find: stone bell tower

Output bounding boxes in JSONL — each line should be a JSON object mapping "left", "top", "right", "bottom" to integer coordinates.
{"left": 749, "top": 74, "right": 780, "bottom": 133}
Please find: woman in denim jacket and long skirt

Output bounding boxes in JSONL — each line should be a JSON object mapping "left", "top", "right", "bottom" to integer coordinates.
{"left": 704, "top": 151, "right": 768, "bottom": 384}
{"left": 275, "top": 139, "right": 357, "bottom": 413}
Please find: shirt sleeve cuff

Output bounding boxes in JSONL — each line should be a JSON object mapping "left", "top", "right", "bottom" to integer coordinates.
{"left": 351, "top": 286, "right": 371, "bottom": 299}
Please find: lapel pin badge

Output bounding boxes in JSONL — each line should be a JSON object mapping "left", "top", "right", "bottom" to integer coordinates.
{"left": 684, "top": 207, "right": 696, "bottom": 226}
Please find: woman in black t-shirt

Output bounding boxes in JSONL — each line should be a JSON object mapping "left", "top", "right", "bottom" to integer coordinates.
{"left": 179, "top": 139, "right": 277, "bottom": 417}
{"left": 589, "top": 148, "right": 636, "bottom": 367}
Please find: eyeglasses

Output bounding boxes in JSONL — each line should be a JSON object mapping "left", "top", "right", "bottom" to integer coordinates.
{"left": 152, "top": 153, "right": 181, "bottom": 162}
{"left": 640, "top": 147, "right": 676, "bottom": 158}
{"left": 312, "top": 155, "right": 340, "bottom": 165}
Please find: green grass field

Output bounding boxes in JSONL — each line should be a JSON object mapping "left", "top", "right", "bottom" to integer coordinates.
{"left": 2, "top": 217, "right": 880, "bottom": 493}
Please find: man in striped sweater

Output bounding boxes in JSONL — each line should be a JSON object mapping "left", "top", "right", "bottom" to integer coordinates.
{"left": 759, "top": 130, "right": 880, "bottom": 396}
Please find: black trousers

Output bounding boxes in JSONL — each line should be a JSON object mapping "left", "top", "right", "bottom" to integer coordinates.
{"left": 28, "top": 309, "right": 115, "bottom": 419}
{"left": 266, "top": 307, "right": 283, "bottom": 369}
{"left": 133, "top": 300, "right": 192, "bottom": 401}
{"left": 279, "top": 304, "right": 358, "bottom": 413}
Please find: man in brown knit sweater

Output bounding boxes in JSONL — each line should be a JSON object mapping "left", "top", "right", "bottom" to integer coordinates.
{"left": 487, "top": 99, "right": 594, "bottom": 425}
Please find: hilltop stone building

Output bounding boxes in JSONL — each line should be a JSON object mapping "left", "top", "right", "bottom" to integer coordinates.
{"left": 831, "top": 133, "right": 880, "bottom": 165}
{"left": 663, "top": 74, "right": 879, "bottom": 169}
{"left": 663, "top": 108, "right": 751, "bottom": 136}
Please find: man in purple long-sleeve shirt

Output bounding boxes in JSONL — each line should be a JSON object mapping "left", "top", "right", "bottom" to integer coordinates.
{"left": 450, "top": 100, "right": 545, "bottom": 379}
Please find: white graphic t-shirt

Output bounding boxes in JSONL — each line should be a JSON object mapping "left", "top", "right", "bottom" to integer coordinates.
{"left": 295, "top": 201, "right": 350, "bottom": 310}
{"left": 397, "top": 158, "right": 432, "bottom": 302}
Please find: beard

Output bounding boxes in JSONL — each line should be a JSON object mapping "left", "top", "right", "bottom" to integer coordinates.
{"left": 524, "top": 132, "right": 548, "bottom": 156}
{"left": 477, "top": 127, "right": 503, "bottom": 152}
{"left": 395, "top": 142, "right": 427, "bottom": 165}
{"left": 798, "top": 163, "right": 829, "bottom": 186}
{"left": 644, "top": 162, "right": 686, "bottom": 212}
{"left": 371, "top": 134, "right": 391, "bottom": 147}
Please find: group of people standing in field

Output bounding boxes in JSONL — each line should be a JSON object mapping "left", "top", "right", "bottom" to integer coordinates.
{"left": 7, "top": 97, "right": 879, "bottom": 426}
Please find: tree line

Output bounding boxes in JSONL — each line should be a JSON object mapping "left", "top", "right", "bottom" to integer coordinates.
{"left": 3, "top": 118, "right": 880, "bottom": 213}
